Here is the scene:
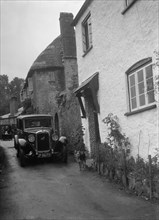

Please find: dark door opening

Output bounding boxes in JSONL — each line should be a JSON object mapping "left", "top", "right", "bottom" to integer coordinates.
{"left": 55, "top": 113, "right": 60, "bottom": 137}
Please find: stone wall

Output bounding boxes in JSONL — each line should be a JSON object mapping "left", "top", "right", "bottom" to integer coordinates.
{"left": 59, "top": 92, "right": 82, "bottom": 152}
{"left": 33, "top": 71, "right": 58, "bottom": 115}
{"left": 58, "top": 12, "right": 82, "bottom": 150}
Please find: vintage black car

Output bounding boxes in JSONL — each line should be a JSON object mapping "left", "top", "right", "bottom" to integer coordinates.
{"left": 14, "top": 114, "right": 67, "bottom": 167}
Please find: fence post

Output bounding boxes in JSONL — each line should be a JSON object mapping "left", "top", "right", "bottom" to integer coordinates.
{"left": 148, "top": 155, "right": 152, "bottom": 200}
{"left": 122, "top": 149, "right": 127, "bottom": 187}
{"left": 97, "top": 143, "right": 101, "bottom": 174}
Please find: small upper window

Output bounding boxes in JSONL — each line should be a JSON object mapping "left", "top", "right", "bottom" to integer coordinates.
{"left": 127, "top": 58, "right": 155, "bottom": 112}
{"left": 82, "top": 13, "right": 92, "bottom": 54}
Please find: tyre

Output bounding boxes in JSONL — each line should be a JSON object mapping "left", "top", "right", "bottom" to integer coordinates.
{"left": 19, "top": 149, "right": 26, "bottom": 167}
{"left": 16, "top": 149, "right": 20, "bottom": 158}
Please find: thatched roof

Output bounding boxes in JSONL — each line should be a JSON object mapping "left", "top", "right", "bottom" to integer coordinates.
{"left": 27, "top": 36, "right": 63, "bottom": 78}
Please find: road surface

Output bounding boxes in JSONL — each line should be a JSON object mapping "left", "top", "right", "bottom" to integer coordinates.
{"left": 0, "top": 140, "right": 158, "bottom": 220}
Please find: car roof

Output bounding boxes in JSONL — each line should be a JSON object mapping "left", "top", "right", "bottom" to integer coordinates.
{"left": 17, "top": 114, "right": 52, "bottom": 119}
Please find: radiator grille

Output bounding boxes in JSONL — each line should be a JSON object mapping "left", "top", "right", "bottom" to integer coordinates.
{"left": 37, "top": 132, "right": 50, "bottom": 151}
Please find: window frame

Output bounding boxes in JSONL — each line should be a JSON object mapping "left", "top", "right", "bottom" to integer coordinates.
{"left": 82, "top": 12, "right": 93, "bottom": 56}
{"left": 126, "top": 58, "right": 156, "bottom": 114}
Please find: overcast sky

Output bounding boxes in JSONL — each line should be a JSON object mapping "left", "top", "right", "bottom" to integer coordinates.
{"left": 1, "top": 0, "right": 84, "bottom": 82}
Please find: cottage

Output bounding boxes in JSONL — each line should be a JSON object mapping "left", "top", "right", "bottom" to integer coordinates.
{"left": 21, "top": 13, "right": 82, "bottom": 150}
{"left": 73, "top": 0, "right": 159, "bottom": 159}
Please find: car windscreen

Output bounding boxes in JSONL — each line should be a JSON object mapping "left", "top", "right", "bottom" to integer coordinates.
{"left": 24, "top": 117, "right": 52, "bottom": 128}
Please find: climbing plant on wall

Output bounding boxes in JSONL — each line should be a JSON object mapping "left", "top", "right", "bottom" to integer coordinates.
{"left": 102, "top": 113, "right": 131, "bottom": 153}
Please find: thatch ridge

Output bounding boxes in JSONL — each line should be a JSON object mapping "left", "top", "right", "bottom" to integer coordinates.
{"left": 27, "top": 35, "right": 63, "bottom": 78}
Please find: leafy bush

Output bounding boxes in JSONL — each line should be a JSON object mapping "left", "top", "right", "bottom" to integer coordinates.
{"left": 69, "top": 124, "right": 85, "bottom": 152}
{"left": 91, "top": 113, "right": 159, "bottom": 199}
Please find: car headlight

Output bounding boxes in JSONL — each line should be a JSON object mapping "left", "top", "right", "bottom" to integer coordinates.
{"left": 52, "top": 134, "right": 58, "bottom": 141}
{"left": 28, "top": 134, "right": 35, "bottom": 142}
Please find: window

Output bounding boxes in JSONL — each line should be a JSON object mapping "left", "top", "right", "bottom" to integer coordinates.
{"left": 127, "top": 59, "right": 155, "bottom": 112}
{"left": 82, "top": 13, "right": 92, "bottom": 54}
{"left": 28, "top": 77, "right": 33, "bottom": 92}
{"left": 18, "top": 119, "right": 23, "bottom": 130}
{"left": 25, "top": 117, "right": 52, "bottom": 128}
{"left": 48, "top": 72, "right": 55, "bottom": 83}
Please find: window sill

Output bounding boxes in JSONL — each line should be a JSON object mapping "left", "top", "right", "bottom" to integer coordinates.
{"left": 82, "top": 45, "right": 93, "bottom": 57}
{"left": 124, "top": 104, "right": 157, "bottom": 116}
{"left": 121, "top": 0, "right": 138, "bottom": 15}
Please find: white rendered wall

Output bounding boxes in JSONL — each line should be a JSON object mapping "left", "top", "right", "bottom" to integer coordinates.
{"left": 75, "top": 0, "right": 159, "bottom": 159}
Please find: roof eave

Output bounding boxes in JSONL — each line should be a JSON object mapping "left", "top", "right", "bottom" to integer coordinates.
{"left": 27, "top": 65, "right": 64, "bottom": 79}
{"left": 72, "top": 0, "right": 93, "bottom": 26}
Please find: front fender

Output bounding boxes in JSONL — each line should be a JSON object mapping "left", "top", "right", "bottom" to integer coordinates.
{"left": 18, "top": 139, "right": 27, "bottom": 147}
{"left": 14, "top": 135, "right": 18, "bottom": 145}
{"left": 18, "top": 138, "right": 33, "bottom": 155}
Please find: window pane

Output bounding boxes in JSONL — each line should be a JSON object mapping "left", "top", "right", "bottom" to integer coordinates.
{"left": 147, "top": 91, "right": 155, "bottom": 104}
{"left": 130, "top": 86, "right": 136, "bottom": 98}
{"left": 130, "top": 74, "right": 135, "bottom": 86}
{"left": 88, "top": 22, "right": 92, "bottom": 46}
{"left": 146, "top": 65, "right": 152, "bottom": 79}
{"left": 146, "top": 78, "right": 154, "bottom": 91}
{"left": 138, "top": 82, "right": 145, "bottom": 94}
{"left": 82, "top": 25, "right": 86, "bottom": 52}
{"left": 139, "top": 94, "right": 145, "bottom": 106}
{"left": 131, "top": 98, "right": 137, "bottom": 109}
{"left": 137, "top": 70, "right": 143, "bottom": 82}
{"left": 84, "top": 23, "right": 89, "bottom": 50}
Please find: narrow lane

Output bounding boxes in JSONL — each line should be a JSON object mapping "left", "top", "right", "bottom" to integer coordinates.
{"left": 0, "top": 140, "right": 158, "bottom": 220}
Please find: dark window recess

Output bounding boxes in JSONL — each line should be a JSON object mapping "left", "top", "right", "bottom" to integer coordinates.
{"left": 82, "top": 13, "right": 92, "bottom": 54}
{"left": 56, "top": 69, "right": 65, "bottom": 91}
{"left": 19, "top": 120, "right": 23, "bottom": 130}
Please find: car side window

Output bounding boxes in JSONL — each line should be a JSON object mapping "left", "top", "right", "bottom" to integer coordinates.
{"left": 19, "top": 119, "right": 23, "bottom": 130}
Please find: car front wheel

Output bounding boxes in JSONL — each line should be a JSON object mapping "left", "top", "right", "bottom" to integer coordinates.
{"left": 14, "top": 138, "right": 17, "bottom": 149}
{"left": 16, "top": 148, "right": 20, "bottom": 158}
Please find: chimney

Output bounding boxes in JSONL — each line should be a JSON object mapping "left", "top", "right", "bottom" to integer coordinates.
{"left": 10, "top": 96, "right": 18, "bottom": 116}
{"left": 59, "top": 13, "right": 76, "bottom": 58}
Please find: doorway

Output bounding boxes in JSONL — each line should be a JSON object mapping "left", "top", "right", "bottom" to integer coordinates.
{"left": 55, "top": 113, "right": 60, "bottom": 137}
